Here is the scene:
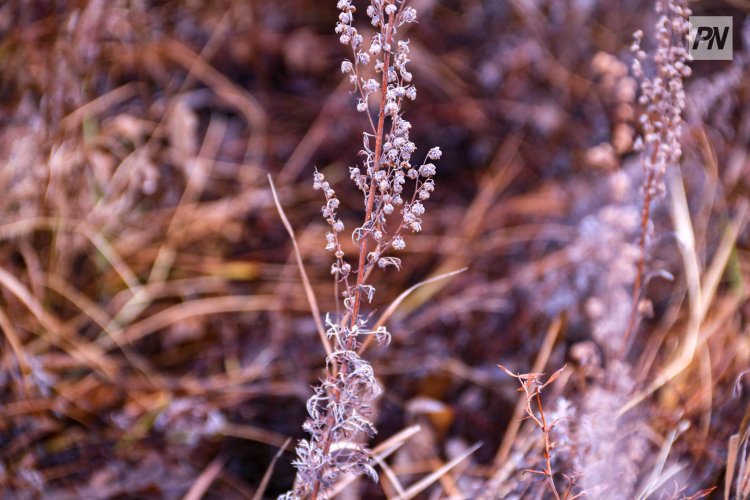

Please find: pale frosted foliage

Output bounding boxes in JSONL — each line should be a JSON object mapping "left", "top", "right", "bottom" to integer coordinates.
{"left": 284, "top": 317, "right": 390, "bottom": 499}
{"left": 572, "top": 362, "right": 647, "bottom": 499}
{"left": 550, "top": 170, "right": 642, "bottom": 354}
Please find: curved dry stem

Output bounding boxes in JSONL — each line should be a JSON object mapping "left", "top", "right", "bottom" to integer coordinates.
{"left": 268, "top": 174, "right": 332, "bottom": 359}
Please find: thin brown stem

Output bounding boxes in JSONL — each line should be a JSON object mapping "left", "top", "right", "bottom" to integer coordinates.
{"left": 535, "top": 389, "right": 560, "bottom": 500}
{"left": 348, "top": 10, "right": 394, "bottom": 335}
{"left": 622, "top": 168, "right": 656, "bottom": 355}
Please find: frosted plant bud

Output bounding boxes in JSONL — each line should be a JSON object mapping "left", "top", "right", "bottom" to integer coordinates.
{"left": 411, "top": 201, "right": 425, "bottom": 216}
{"left": 313, "top": 171, "right": 325, "bottom": 190}
{"left": 373, "top": 230, "right": 383, "bottom": 240}
{"left": 325, "top": 232, "right": 336, "bottom": 251}
{"left": 370, "top": 43, "right": 382, "bottom": 55}
{"left": 340, "top": 33, "right": 351, "bottom": 44}
{"left": 363, "top": 79, "right": 379, "bottom": 93}
{"left": 341, "top": 60, "right": 353, "bottom": 73}
{"left": 385, "top": 4, "right": 397, "bottom": 15}
{"left": 358, "top": 52, "right": 370, "bottom": 64}
{"left": 427, "top": 147, "right": 442, "bottom": 160}
{"left": 357, "top": 100, "right": 367, "bottom": 112}
{"left": 410, "top": 221, "right": 422, "bottom": 232}
{"left": 418, "top": 189, "right": 430, "bottom": 200}
{"left": 377, "top": 258, "right": 400, "bottom": 271}
{"left": 419, "top": 163, "right": 436, "bottom": 177}
{"left": 392, "top": 236, "right": 406, "bottom": 250}
{"left": 333, "top": 220, "right": 345, "bottom": 232}
{"left": 407, "top": 168, "right": 418, "bottom": 179}
{"left": 383, "top": 203, "right": 394, "bottom": 214}
{"left": 384, "top": 102, "right": 399, "bottom": 116}
{"left": 405, "top": 86, "right": 417, "bottom": 100}
{"left": 400, "top": 6, "right": 417, "bottom": 23}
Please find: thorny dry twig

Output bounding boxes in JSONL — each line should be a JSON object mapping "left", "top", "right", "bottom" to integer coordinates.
{"left": 498, "top": 364, "right": 576, "bottom": 500}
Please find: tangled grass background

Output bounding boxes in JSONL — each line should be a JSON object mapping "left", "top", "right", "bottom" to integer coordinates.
{"left": 0, "top": 0, "right": 749, "bottom": 498}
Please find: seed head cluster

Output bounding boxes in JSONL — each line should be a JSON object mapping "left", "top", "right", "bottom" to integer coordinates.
{"left": 631, "top": 0, "right": 691, "bottom": 197}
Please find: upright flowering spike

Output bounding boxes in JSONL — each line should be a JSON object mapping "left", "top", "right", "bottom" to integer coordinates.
{"left": 623, "top": 0, "right": 691, "bottom": 349}
{"left": 283, "top": 1, "right": 440, "bottom": 498}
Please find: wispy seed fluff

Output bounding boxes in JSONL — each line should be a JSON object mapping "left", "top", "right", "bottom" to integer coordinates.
{"left": 283, "top": 1, "right": 441, "bottom": 498}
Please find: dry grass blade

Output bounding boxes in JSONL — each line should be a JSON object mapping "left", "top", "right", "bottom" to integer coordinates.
{"left": 726, "top": 433, "right": 740, "bottom": 500}
{"left": 279, "top": 78, "right": 351, "bottom": 182}
{"left": 0, "top": 266, "right": 119, "bottom": 380}
{"left": 328, "top": 425, "right": 422, "bottom": 496}
{"left": 620, "top": 173, "right": 749, "bottom": 416}
{"left": 61, "top": 82, "right": 138, "bottom": 131}
{"left": 398, "top": 441, "right": 482, "bottom": 500}
{"left": 161, "top": 37, "right": 267, "bottom": 155}
{"left": 636, "top": 422, "right": 688, "bottom": 500}
{"left": 253, "top": 438, "right": 292, "bottom": 500}
{"left": 98, "top": 295, "right": 280, "bottom": 348}
{"left": 373, "top": 454, "right": 407, "bottom": 499}
{"left": 268, "top": 174, "right": 331, "bottom": 358}
{"left": 0, "top": 305, "right": 31, "bottom": 393}
{"left": 400, "top": 137, "right": 521, "bottom": 313}
{"left": 182, "top": 455, "right": 226, "bottom": 500}
{"left": 218, "top": 423, "right": 289, "bottom": 449}
{"left": 358, "top": 267, "right": 467, "bottom": 355}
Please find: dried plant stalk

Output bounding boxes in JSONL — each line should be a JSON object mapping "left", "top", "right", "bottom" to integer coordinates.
{"left": 280, "top": 1, "right": 442, "bottom": 498}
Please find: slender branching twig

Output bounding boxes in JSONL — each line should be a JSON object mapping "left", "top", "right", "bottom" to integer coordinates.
{"left": 499, "top": 364, "right": 568, "bottom": 500}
